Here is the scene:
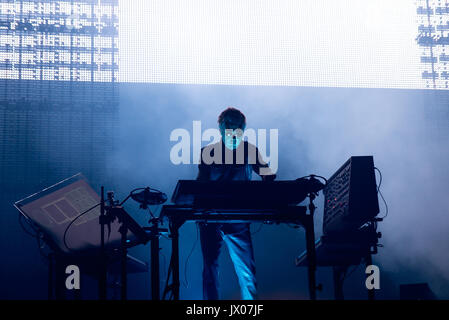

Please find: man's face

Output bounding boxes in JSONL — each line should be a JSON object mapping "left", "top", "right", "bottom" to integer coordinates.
{"left": 219, "top": 122, "right": 245, "bottom": 150}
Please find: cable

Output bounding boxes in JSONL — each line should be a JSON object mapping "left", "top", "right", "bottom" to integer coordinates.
{"left": 18, "top": 213, "right": 39, "bottom": 238}
{"left": 374, "top": 167, "right": 382, "bottom": 192}
{"left": 153, "top": 205, "right": 163, "bottom": 218}
{"left": 147, "top": 207, "right": 155, "bottom": 219}
{"left": 296, "top": 174, "right": 328, "bottom": 184}
{"left": 378, "top": 189, "right": 388, "bottom": 219}
{"left": 147, "top": 203, "right": 164, "bottom": 219}
{"left": 183, "top": 223, "right": 199, "bottom": 288}
{"left": 36, "top": 232, "right": 50, "bottom": 260}
{"left": 63, "top": 202, "right": 100, "bottom": 252}
{"left": 122, "top": 187, "right": 167, "bottom": 207}
{"left": 119, "top": 187, "right": 146, "bottom": 206}
{"left": 18, "top": 214, "right": 52, "bottom": 262}
{"left": 162, "top": 247, "right": 174, "bottom": 300}
{"left": 374, "top": 167, "right": 389, "bottom": 219}
{"left": 311, "top": 175, "right": 328, "bottom": 184}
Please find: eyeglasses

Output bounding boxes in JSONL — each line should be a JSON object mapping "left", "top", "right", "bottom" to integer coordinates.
{"left": 224, "top": 129, "right": 244, "bottom": 138}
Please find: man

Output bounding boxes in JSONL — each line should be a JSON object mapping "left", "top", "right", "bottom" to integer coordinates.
{"left": 197, "top": 107, "right": 276, "bottom": 300}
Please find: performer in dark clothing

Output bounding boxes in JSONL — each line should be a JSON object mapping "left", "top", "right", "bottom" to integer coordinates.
{"left": 197, "top": 107, "right": 276, "bottom": 300}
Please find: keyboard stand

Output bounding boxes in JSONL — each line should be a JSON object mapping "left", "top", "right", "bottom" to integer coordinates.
{"left": 160, "top": 204, "right": 318, "bottom": 300}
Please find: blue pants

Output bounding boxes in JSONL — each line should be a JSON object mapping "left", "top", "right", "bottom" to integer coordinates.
{"left": 199, "top": 222, "right": 257, "bottom": 300}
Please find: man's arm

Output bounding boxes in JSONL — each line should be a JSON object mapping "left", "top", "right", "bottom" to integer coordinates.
{"left": 196, "top": 164, "right": 210, "bottom": 181}
{"left": 250, "top": 144, "right": 276, "bottom": 181}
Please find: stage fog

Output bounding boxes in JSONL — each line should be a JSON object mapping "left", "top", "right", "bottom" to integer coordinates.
{"left": 104, "top": 84, "right": 449, "bottom": 299}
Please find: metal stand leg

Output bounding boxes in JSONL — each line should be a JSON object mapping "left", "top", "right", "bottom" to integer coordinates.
{"left": 332, "top": 266, "right": 346, "bottom": 300}
{"left": 164, "top": 219, "right": 183, "bottom": 300}
{"left": 170, "top": 222, "right": 180, "bottom": 300}
{"left": 48, "top": 253, "right": 54, "bottom": 300}
{"left": 366, "top": 254, "right": 375, "bottom": 300}
{"left": 99, "top": 186, "right": 107, "bottom": 300}
{"left": 305, "top": 191, "right": 320, "bottom": 300}
{"left": 54, "top": 254, "right": 66, "bottom": 300}
{"left": 305, "top": 215, "right": 317, "bottom": 300}
{"left": 120, "top": 222, "right": 128, "bottom": 300}
{"left": 150, "top": 219, "right": 160, "bottom": 300}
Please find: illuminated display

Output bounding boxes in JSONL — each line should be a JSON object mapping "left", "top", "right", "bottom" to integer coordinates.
{"left": 416, "top": 0, "right": 449, "bottom": 89}
{"left": 0, "top": 0, "right": 119, "bottom": 196}
{"left": 1, "top": 1, "right": 449, "bottom": 89}
{"left": 118, "top": 0, "right": 438, "bottom": 89}
{"left": 0, "top": 0, "right": 118, "bottom": 82}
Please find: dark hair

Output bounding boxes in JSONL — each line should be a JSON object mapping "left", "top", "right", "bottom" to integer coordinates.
{"left": 218, "top": 107, "right": 246, "bottom": 129}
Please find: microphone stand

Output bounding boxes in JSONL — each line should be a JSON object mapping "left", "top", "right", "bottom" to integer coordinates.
{"left": 139, "top": 189, "right": 167, "bottom": 300}
{"left": 118, "top": 208, "right": 128, "bottom": 300}
{"left": 99, "top": 186, "right": 108, "bottom": 300}
{"left": 108, "top": 191, "right": 128, "bottom": 300}
{"left": 98, "top": 186, "right": 167, "bottom": 300}
{"left": 146, "top": 217, "right": 164, "bottom": 300}
{"left": 304, "top": 175, "right": 325, "bottom": 300}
